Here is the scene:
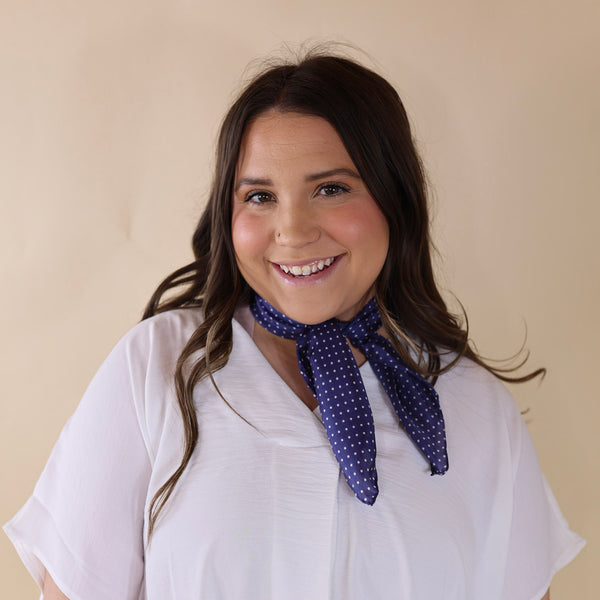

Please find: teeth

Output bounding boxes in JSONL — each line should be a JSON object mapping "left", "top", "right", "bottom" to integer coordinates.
{"left": 278, "top": 257, "right": 336, "bottom": 277}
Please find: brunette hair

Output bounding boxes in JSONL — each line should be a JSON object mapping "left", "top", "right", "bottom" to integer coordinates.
{"left": 143, "top": 51, "right": 543, "bottom": 536}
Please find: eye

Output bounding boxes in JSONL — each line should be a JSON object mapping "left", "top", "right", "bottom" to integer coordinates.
{"left": 245, "top": 190, "right": 274, "bottom": 204}
{"left": 317, "top": 183, "right": 350, "bottom": 197}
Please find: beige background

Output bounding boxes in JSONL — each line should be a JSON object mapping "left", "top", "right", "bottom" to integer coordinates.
{"left": 1, "top": 1, "right": 598, "bottom": 597}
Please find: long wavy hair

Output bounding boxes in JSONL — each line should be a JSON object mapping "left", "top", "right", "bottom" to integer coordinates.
{"left": 142, "top": 51, "right": 543, "bottom": 537}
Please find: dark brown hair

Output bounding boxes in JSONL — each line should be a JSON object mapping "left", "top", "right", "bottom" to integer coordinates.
{"left": 143, "top": 51, "right": 543, "bottom": 537}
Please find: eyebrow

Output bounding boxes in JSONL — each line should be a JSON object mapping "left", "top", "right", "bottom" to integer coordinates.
{"left": 305, "top": 168, "right": 361, "bottom": 182}
{"left": 234, "top": 168, "right": 361, "bottom": 192}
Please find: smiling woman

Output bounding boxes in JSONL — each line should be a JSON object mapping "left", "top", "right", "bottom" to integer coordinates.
{"left": 4, "top": 50, "right": 584, "bottom": 600}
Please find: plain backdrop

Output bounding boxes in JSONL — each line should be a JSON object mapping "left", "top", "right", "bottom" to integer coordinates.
{"left": 1, "top": 1, "right": 598, "bottom": 597}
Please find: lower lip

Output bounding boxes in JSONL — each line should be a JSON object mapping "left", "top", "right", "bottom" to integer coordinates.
{"left": 271, "top": 256, "right": 343, "bottom": 286}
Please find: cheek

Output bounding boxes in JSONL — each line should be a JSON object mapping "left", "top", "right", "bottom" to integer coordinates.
{"left": 231, "top": 213, "right": 269, "bottom": 266}
{"left": 330, "top": 203, "right": 389, "bottom": 259}
{"left": 367, "top": 211, "right": 390, "bottom": 257}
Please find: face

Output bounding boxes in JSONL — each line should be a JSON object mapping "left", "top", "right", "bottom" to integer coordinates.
{"left": 231, "top": 110, "right": 389, "bottom": 324}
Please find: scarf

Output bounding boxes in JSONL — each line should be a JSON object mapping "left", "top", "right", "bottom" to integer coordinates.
{"left": 250, "top": 295, "right": 448, "bottom": 504}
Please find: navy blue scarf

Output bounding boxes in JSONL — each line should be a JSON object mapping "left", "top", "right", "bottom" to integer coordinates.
{"left": 250, "top": 295, "right": 448, "bottom": 504}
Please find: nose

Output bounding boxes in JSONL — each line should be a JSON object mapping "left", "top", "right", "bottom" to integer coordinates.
{"left": 275, "top": 201, "right": 321, "bottom": 247}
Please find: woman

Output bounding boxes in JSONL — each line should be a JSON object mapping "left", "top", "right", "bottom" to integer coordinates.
{"left": 5, "top": 52, "right": 584, "bottom": 599}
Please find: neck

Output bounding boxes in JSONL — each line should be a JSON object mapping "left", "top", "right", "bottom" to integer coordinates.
{"left": 251, "top": 320, "right": 370, "bottom": 411}
{"left": 253, "top": 321, "right": 368, "bottom": 368}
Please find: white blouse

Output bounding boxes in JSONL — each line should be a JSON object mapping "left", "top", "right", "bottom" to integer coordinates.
{"left": 4, "top": 307, "right": 584, "bottom": 599}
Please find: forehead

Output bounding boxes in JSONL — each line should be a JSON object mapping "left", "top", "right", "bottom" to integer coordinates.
{"left": 236, "top": 110, "right": 355, "bottom": 174}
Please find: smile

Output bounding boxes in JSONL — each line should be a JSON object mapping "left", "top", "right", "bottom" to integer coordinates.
{"left": 278, "top": 256, "right": 336, "bottom": 277}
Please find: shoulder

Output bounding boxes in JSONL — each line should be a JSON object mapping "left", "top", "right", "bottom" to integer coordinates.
{"left": 84, "top": 308, "right": 205, "bottom": 419}
{"left": 121, "top": 307, "right": 204, "bottom": 350}
{"left": 111, "top": 308, "right": 205, "bottom": 372}
{"left": 69, "top": 308, "right": 206, "bottom": 464}
{"left": 435, "top": 355, "right": 525, "bottom": 464}
{"left": 436, "top": 354, "right": 519, "bottom": 416}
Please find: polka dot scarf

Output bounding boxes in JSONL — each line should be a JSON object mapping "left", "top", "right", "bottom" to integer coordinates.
{"left": 250, "top": 295, "right": 449, "bottom": 505}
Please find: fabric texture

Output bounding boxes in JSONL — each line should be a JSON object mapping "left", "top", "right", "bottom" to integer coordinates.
{"left": 4, "top": 307, "right": 585, "bottom": 600}
{"left": 250, "top": 295, "right": 448, "bottom": 505}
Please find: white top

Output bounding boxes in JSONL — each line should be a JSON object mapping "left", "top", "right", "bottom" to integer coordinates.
{"left": 4, "top": 307, "right": 584, "bottom": 600}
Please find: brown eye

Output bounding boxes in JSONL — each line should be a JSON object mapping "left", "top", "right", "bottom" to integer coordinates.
{"left": 245, "top": 191, "right": 274, "bottom": 204}
{"left": 318, "top": 183, "right": 350, "bottom": 197}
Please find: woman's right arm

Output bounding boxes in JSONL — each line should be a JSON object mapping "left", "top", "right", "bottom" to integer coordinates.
{"left": 42, "top": 570, "right": 70, "bottom": 600}
{"left": 4, "top": 317, "right": 179, "bottom": 598}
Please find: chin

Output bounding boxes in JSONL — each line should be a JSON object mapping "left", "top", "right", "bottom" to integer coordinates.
{"left": 278, "top": 307, "right": 326, "bottom": 325}
{"left": 270, "top": 297, "right": 362, "bottom": 325}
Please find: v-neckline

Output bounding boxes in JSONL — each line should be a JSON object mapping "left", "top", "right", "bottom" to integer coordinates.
{"left": 207, "top": 307, "right": 371, "bottom": 447}
{"left": 234, "top": 303, "right": 370, "bottom": 409}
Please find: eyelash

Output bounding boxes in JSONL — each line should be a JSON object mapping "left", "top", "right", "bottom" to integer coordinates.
{"left": 243, "top": 182, "right": 350, "bottom": 204}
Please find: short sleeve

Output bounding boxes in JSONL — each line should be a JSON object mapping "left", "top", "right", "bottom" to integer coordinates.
{"left": 501, "top": 403, "right": 585, "bottom": 600}
{"left": 3, "top": 327, "right": 153, "bottom": 600}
